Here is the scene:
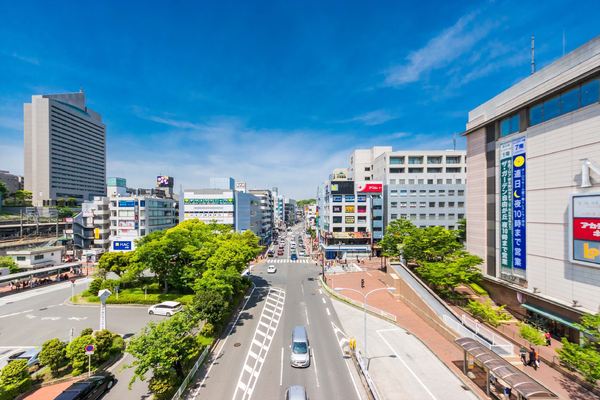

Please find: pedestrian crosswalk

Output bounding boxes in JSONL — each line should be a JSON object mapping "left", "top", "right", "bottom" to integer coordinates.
{"left": 267, "top": 258, "right": 312, "bottom": 264}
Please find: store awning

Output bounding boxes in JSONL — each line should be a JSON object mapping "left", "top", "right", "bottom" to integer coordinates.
{"left": 521, "top": 303, "right": 580, "bottom": 331}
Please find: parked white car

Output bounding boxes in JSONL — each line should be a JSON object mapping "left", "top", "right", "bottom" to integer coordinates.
{"left": 267, "top": 265, "right": 277, "bottom": 274}
{"left": 148, "top": 301, "right": 182, "bottom": 316}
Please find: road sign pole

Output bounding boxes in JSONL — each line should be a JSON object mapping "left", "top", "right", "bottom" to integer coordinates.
{"left": 88, "top": 353, "right": 91, "bottom": 377}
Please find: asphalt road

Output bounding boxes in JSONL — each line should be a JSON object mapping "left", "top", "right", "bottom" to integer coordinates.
{"left": 186, "top": 228, "right": 366, "bottom": 400}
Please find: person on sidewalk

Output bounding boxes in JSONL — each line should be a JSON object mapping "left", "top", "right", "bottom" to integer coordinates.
{"left": 519, "top": 346, "right": 528, "bottom": 366}
{"left": 534, "top": 349, "right": 541, "bottom": 370}
{"left": 528, "top": 347, "right": 535, "bottom": 368}
{"left": 545, "top": 331, "right": 551, "bottom": 346}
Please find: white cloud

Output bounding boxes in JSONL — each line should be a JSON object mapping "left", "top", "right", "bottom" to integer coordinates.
{"left": 384, "top": 11, "right": 495, "bottom": 86}
{"left": 345, "top": 109, "right": 399, "bottom": 126}
{"left": 11, "top": 53, "right": 40, "bottom": 65}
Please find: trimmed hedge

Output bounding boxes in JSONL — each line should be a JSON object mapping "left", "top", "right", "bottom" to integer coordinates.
{"left": 81, "top": 290, "right": 193, "bottom": 305}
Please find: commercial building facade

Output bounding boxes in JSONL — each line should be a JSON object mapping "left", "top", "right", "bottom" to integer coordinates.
{"left": 24, "top": 91, "right": 106, "bottom": 206}
{"left": 464, "top": 37, "right": 600, "bottom": 341}
{"left": 248, "top": 189, "right": 275, "bottom": 245}
{"left": 0, "top": 170, "right": 24, "bottom": 194}
{"left": 350, "top": 147, "right": 466, "bottom": 231}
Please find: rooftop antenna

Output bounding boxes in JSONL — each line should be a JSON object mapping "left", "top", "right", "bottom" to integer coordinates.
{"left": 453, "top": 133, "right": 456, "bottom": 151}
{"left": 531, "top": 35, "right": 536, "bottom": 75}
{"left": 562, "top": 30, "right": 566, "bottom": 56}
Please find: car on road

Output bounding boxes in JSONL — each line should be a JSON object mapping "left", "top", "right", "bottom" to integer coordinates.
{"left": 290, "top": 326, "right": 310, "bottom": 368}
{"left": 8, "top": 348, "right": 40, "bottom": 369}
{"left": 267, "top": 265, "right": 277, "bottom": 274}
{"left": 290, "top": 253, "right": 298, "bottom": 261}
{"left": 285, "top": 385, "right": 308, "bottom": 400}
{"left": 277, "top": 249, "right": 284, "bottom": 256}
{"left": 267, "top": 250, "right": 275, "bottom": 257}
{"left": 54, "top": 372, "right": 116, "bottom": 400}
{"left": 148, "top": 301, "right": 182, "bottom": 316}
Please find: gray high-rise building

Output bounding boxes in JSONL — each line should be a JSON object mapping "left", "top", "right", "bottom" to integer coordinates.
{"left": 24, "top": 91, "right": 106, "bottom": 206}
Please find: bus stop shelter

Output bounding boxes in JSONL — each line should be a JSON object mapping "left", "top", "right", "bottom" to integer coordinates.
{"left": 456, "top": 338, "right": 558, "bottom": 399}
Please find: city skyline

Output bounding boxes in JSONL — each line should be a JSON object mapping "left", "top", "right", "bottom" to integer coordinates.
{"left": 1, "top": 1, "right": 600, "bottom": 197}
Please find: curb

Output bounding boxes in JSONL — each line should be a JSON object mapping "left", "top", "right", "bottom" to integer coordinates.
{"left": 320, "top": 275, "right": 487, "bottom": 400}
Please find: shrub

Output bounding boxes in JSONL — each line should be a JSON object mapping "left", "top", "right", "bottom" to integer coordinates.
{"left": 466, "top": 299, "right": 511, "bottom": 327}
{"left": 88, "top": 278, "right": 103, "bottom": 296}
{"left": 469, "top": 282, "right": 488, "bottom": 296}
{"left": 80, "top": 328, "right": 93, "bottom": 336}
{"left": 519, "top": 323, "right": 546, "bottom": 346}
{"left": 0, "top": 359, "right": 32, "bottom": 400}
{"left": 200, "top": 322, "right": 215, "bottom": 338}
{"left": 148, "top": 372, "right": 178, "bottom": 400}
{"left": 39, "top": 338, "right": 67, "bottom": 377}
{"left": 66, "top": 334, "right": 94, "bottom": 375}
{"left": 557, "top": 337, "right": 600, "bottom": 384}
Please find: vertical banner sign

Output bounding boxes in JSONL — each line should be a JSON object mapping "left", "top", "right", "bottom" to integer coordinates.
{"left": 499, "top": 142, "right": 513, "bottom": 269}
{"left": 571, "top": 194, "right": 600, "bottom": 267}
{"left": 512, "top": 137, "right": 526, "bottom": 272}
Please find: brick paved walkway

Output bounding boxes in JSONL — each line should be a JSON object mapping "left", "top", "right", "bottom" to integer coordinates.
{"left": 325, "top": 270, "right": 599, "bottom": 400}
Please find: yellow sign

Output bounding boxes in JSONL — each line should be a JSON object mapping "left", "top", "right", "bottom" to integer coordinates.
{"left": 94, "top": 228, "right": 100, "bottom": 239}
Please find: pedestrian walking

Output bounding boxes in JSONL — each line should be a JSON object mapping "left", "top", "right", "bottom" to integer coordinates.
{"left": 534, "top": 349, "right": 541, "bottom": 370}
{"left": 545, "top": 331, "right": 551, "bottom": 346}
{"left": 528, "top": 347, "right": 535, "bottom": 367}
{"left": 519, "top": 346, "right": 528, "bottom": 366}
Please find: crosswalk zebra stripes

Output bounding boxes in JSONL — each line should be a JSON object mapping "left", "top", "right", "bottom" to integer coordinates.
{"left": 267, "top": 258, "right": 312, "bottom": 264}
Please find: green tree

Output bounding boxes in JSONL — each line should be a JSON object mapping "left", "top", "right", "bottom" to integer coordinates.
{"left": 126, "top": 312, "right": 201, "bottom": 387}
{"left": 296, "top": 199, "right": 316, "bottom": 207}
{"left": 0, "top": 256, "right": 19, "bottom": 273}
{"left": 39, "top": 338, "right": 67, "bottom": 377}
{"left": 0, "top": 182, "right": 7, "bottom": 204}
{"left": 67, "top": 197, "right": 77, "bottom": 207}
{"left": 466, "top": 299, "right": 511, "bottom": 327}
{"left": 403, "top": 226, "right": 462, "bottom": 262}
{"left": 66, "top": 334, "right": 94, "bottom": 375}
{"left": 0, "top": 359, "right": 29, "bottom": 387}
{"left": 97, "top": 252, "right": 133, "bottom": 278}
{"left": 192, "top": 288, "right": 229, "bottom": 327}
{"left": 380, "top": 218, "right": 417, "bottom": 258}
{"left": 519, "top": 323, "right": 546, "bottom": 346}
{"left": 415, "top": 251, "right": 482, "bottom": 296}
{"left": 557, "top": 313, "right": 600, "bottom": 384}
{"left": 457, "top": 218, "right": 467, "bottom": 243}
{"left": 14, "top": 190, "right": 32, "bottom": 206}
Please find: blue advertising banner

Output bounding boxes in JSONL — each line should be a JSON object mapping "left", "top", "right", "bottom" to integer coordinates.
{"left": 499, "top": 142, "right": 513, "bottom": 269}
{"left": 113, "top": 241, "right": 132, "bottom": 251}
{"left": 118, "top": 200, "right": 135, "bottom": 207}
{"left": 512, "top": 137, "right": 526, "bottom": 271}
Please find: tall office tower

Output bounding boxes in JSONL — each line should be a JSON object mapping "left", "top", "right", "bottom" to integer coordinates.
{"left": 24, "top": 91, "right": 106, "bottom": 206}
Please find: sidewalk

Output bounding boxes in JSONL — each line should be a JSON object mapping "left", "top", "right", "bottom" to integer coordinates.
{"left": 325, "top": 270, "right": 599, "bottom": 400}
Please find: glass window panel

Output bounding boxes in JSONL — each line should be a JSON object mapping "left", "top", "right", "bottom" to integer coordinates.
{"left": 561, "top": 87, "right": 580, "bottom": 114}
{"left": 500, "top": 117, "right": 511, "bottom": 136}
{"left": 543, "top": 96, "right": 560, "bottom": 120}
{"left": 529, "top": 103, "right": 543, "bottom": 126}
{"left": 510, "top": 114, "right": 520, "bottom": 133}
{"left": 581, "top": 79, "right": 600, "bottom": 107}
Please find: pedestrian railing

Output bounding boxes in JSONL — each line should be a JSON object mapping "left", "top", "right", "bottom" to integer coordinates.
{"left": 322, "top": 278, "right": 397, "bottom": 322}
{"left": 442, "top": 315, "right": 513, "bottom": 356}
{"left": 171, "top": 345, "right": 210, "bottom": 400}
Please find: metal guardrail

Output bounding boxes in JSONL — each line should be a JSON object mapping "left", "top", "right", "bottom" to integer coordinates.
{"left": 171, "top": 345, "right": 210, "bottom": 400}
{"left": 355, "top": 350, "right": 382, "bottom": 400}
{"left": 443, "top": 315, "right": 513, "bottom": 356}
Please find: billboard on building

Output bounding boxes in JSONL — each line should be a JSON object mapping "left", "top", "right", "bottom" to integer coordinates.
{"left": 156, "top": 176, "right": 174, "bottom": 188}
{"left": 571, "top": 193, "right": 600, "bottom": 267}
{"left": 235, "top": 182, "right": 247, "bottom": 192}
{"left": 499, "top": 137, "right": 526, "bottom": 277}
{"left": 356, "top": 181, "right": 383, "bottom": 193}
{"left": 113, "top": 241, "right": 132, "bottom": 251}
{"left": 330, "top": 181, "right": 355, "bottom": 195}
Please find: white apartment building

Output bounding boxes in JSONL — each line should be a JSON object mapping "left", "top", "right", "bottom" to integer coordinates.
{"left": 24, "top": 91, "right": 106, "bottom": 206}
{"left": 350, "top": 147, "right": 466, "bottom": 230}
{"left": 248, "top": 189, "right": 275, "bottom": 245}
{"left": 109, "top": 196, "right": 178, "bottom": 252}
{"left": 464, "top": 36, "right": 600, "bottom": 342}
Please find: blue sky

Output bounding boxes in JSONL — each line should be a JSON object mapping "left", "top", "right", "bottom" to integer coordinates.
{"left": 1, "top": 1, "right": 599, "bottom": 198}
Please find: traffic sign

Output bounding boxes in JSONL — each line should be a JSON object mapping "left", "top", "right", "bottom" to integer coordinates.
{"left": 85, "top": 344, "right": 95, "bottom": 355}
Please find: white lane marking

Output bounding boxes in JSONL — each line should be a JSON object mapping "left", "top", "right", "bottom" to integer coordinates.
{"left": 301, "top": 283, "right": 304, "bottom": 296}
{"left": 279, "top": 347, "right": 284, "bottom": 386}
{"left": 0, "top": 309, "right": 33, "bottom": 319}
{"left": 67, "top": 316, "right": 88, "bottom": 321}
{"left": 326, "top": 307, "right": 331, "bottom": 316}
{"left": 304, "top": 305, "right": 310, "bottom": 326}
{"left": 191, "top": 285, "right": 257, "bottom": 399}
{"left": 330, "top": 321, "right": 363, "bottom": 400}
{"left": 318, "top": 289, "right": 323, "bottom": 295}
{"left": 321, "top": 297, "right": 326, "bottom": 304}
{"left": 41, "top": 316, "right": 61, "bottom": 321}
{"left": 376, "top": 330, "right": 438, "bottom": 400}
{"left": 312, "top": 348, "right": 320, "bottom": 388}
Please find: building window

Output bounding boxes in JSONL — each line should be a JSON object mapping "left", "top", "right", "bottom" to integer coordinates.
{"left": 448, "top": 225, "right": 455, "bottom": 230}
{"left": 410, "top": 190, "right": 417, "bottom": 195}
{"left": 333, "top": 227, "right": 342, "bottom": 232}
{"left": 438, "top": 190, "right": 446, "bottom": 197}
{"left": 390, "top": 189, "right": 398, "bottom": 196}
{"left": 399, "top": 190, "right": 407, "bottom": 196}
{"left": 446, "top": 156, "right": 462, "bottom": 164}
{"left": 390, "top": 156, "right": 404, "bottom": 164}
{"left": 438, "top": 213, "right": 446, "bottom": 218}
{"left": 419, "top": 214, "right": 426, "bottom": 220}
{"left": 390, "top": 179, "right": 396, "bottom": 184}
{"left": 365, "top": 166, "right": 371, "bottom": 171}
{"left": 419, "top": 202, "right": 426, "bottom": 207}
{"left": 408, "top": 179, "right": 415, "bottom": 184}
{"left": 500, "top": 113, "right": 520, "bottom": 137}
{"left": 448, "top": 202, "right": 455, "bottom": 207}
{"left": 332, "top": 195, "right": 342, "bottom": 202}
{"left": 357, "top": 227, "right": 367, "bottom": 232}
{"left": 399, "top": 179, "right": 406, "bottom": 184}
{"left": 458, "top": 213, "right": 464, "bottom": 219}
{"left": 357, "top": 206, "right": 367, "bottom": 213}
{"left": 408, "top": 156, "right": 423, "bottom": 164}
{"left": 448, "top": 190, "right": 455, "bottom": 196}
{"left": 409, "top": 202, "right": 416, "bottom": 208}
{"left": 391, "top": 213, "right": 398, "bottom": 219}
{"left": 409, "top": 167, "right": 423, "bottom": 173}
{"left": 390, "top": 168, "right": 405, "bottom": 173}
{"left": 438, "top": 202, "right": 445, "bottom": 207}
{"left": 400, "top": 202, "right": 407, "bottom": 208}
{"left": 410, "top": 214, "right": 417, "bottom": 220}
{"left": 458, "top": 202, "right": 464, "bottom": 208}
{"left": 365, "top": 176, "right": 370, "bottom": 181}
{"left": 446, "top": 179, "right": 452, "bottom": 184}
{"left": 427, "top": 156, "right": 442, "bottom": 164}
{"left": 437, "top": 179, "right": 443, "bottom": 184}
{"left": 427, "top": 167, "right": 442, "bottom": 173}
{"left": 427, "top": 179, "right": 434, "bottom": 184}
{"left": 446, "top": 167, "right": 461, "bottom": 173}
{"left": 429, "top": 202, "right": 435, "bottom": 207}
{"left": 16, "top": 256, "right": 26, "bottom": 261}
{"left": 34, "top": 254, "right": 44, "bottom": 260}
{"left": 417, "top": 179, "right": 424, "bottom": 184}
{"left": 449, "top": 213, "right": 456, "bottom": 219}
{"left": 458, "top": 190, "right": 465, "bottom": 196}
{"left": 456, "top": 179, "right": 462, "bottom": 184}
{"left": 333, "top": 216, "right": 342, "bottom": 223}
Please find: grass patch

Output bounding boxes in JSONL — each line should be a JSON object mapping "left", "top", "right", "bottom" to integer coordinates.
{"left": 469, "top": 282, "right": 488, "bottom": 296}
{"left": 77, "top": 288, "right": 193, "bottom": 305}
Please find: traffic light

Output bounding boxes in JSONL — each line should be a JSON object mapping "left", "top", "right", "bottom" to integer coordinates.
{"left": 360, "top": 278, "right": 365, "bottom": 289}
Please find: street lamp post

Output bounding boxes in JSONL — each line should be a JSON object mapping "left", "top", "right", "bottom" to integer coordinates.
{"left": 335, "top": 286, "right": 396, "bottom": 366}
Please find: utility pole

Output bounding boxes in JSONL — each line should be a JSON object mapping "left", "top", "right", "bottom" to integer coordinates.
{"left": 531, "top": 35, "right": 536, "bottom": 75}
{"left": 19, "top": 209, "right": 23, "bottom": 238}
